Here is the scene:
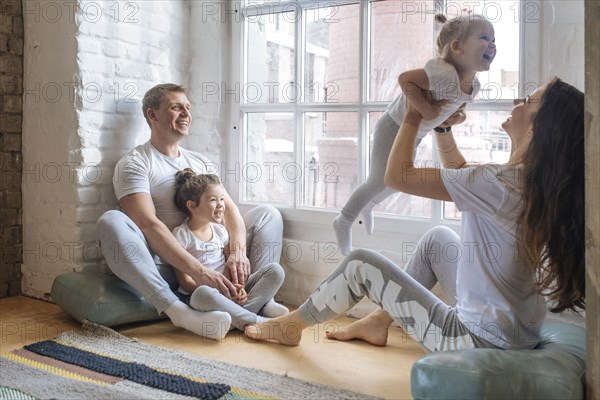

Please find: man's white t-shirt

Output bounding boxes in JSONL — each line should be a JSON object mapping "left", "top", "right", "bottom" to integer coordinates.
{"left": 441, "top": 164, "right": 547, "bottom": 349}
{"left": 387, "top": 58, "right": 481, "bottom": 139}
{"left": 172, "top": 221, "right": 229, "bottom": 275}
{"left": 113, "top": 141, "right": 214, "bottom": 231}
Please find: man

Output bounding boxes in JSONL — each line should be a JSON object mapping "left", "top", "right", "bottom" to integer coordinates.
{"left": 97, "top": 84, "right": 287, "bottom": 340}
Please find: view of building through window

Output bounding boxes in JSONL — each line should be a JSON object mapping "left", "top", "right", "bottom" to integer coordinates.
{"left": 241, "top": 0, "right": 520, "bottom": 221}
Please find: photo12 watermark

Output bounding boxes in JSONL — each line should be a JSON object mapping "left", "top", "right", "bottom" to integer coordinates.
{"left": 23, "top": 1, "right": 140, "bottom": 24}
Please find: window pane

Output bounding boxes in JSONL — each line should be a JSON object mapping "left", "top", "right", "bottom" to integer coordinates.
{"left": 369, "top": 1, "right": 435, "bottom": 102}
{"left": 302, "top": 112, "right": 359, "bottom": 209}
{"left": 246, "top": 12, "right": 295, "bottom": 103}
{"left": 244, "top": 113, "right": 295, "bottom": 205}
{"left": 443, "top": 109, "right": 512, "bottom": 220}
{"left": 368, "top": 112, "right": 432, "bottom": 218}
{"left": 304, "top": 4, "right": 360, "bottom": 103}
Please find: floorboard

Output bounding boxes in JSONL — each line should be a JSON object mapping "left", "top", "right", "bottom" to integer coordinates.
{"left": 0, "top": 296, "right": 424, "bottom": 399}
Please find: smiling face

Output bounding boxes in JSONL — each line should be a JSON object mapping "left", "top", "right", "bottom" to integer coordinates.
{"left": 148, "top": 91, "right": 192, "bottom": 141}
{"left": 502, "top": 85, "right": 547, "bottom": 151}
{"left": 452, "top": 21, "right": 496, "bottom": 72}
{"left": 187, "top": 184, "right": 226, "bottom": 224}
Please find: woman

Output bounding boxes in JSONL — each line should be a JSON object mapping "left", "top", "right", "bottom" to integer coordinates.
{"left": 245, "top": 78, "right": 585, "bottom": 352}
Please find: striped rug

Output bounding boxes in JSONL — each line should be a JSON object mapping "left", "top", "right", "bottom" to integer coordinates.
{"left": 0, "top": 322, "right": 379, "bottom": 400}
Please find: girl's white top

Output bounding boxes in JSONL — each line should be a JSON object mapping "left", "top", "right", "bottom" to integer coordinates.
{"left": 387, "top": 58, "right": 481, "bottom": 137}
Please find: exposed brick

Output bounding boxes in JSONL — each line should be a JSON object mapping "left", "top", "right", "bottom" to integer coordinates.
{"left": 8, "top": 280, "right": 20, "bottom": 296}
{"left": 2, "top": 133, "right": 21, "bottom": 150}
{"left": 3, "top": 226, "right": 21, "bottom": 243}
{"left": 0, "top": 283, "right": 8, "bottom": 298}
{"left": 1, "top": 0, "right": 21, "bottom": 16}
{"left": 2, "top": 95, "right": 22, "bottom": 113}
{"left": 5, "top": 190, "right": 21, "bottom": 207}
{"left": 0, "top": 33, "right": 7, "bottom": 51}
{"left": 0, "top": 116, "right": 21, "bottom": 133}
{"left": 0, "top": 172, "right": 21, "bottom": 190}
{"left": 0, "top": 74, "right": 18, "bottom": 95}
{"left": 13, "top": 263, "right": 21, "bottom": 278}
{"left": 1, "top": 151, "right": 22, "bottom": 172}
{"left": 0, "top": 152, "right": 8, "bottom": 171}
{"left": 1, "top": 0, "right": 21, "bottom": 300}
{"left": 12, "top": 16, "right": 23, "bottom": 35}
{"left": 0, "top": 209, "right": 17, "bottom": 227}
{"left": 2, "top": 243, "right": 21, "bottom": 263}
{"left": 0, "top": 52, "right": 22, "bottom": 74}
{"left": 0, "top": 15, "right": 12, "bottom": 35}
{"left": 8, "top": 37, "right": 23, "bottom": 55}
{"left": 0, "top": 264, "right": 14, "bottom": 284}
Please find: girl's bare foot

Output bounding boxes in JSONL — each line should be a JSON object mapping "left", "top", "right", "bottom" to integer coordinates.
{"left": 244, "top": 312, "right": 308, "bottom": 346}
{"left": 325, "top": 308, "right": 393, "bottom": 346}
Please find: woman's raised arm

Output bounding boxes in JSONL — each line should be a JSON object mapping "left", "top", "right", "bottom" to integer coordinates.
{"left": 384, "top": 103, "right": 452, "bottom": 202}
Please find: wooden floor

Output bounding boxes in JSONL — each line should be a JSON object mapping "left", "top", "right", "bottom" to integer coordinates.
{"left": 0, "top": 296, "right": 425, "bottom": 399}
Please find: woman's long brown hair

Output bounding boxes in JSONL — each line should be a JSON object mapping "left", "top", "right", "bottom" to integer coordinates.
{"left": 519, "top": 78, "right": 585, "bottom": 313}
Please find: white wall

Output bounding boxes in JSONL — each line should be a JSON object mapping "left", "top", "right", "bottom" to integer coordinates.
{"left": 540, "top": 0, "right": 585, "bottom": 91}
{"left": 22, "top": 0, "right": 191, "bottom": 298}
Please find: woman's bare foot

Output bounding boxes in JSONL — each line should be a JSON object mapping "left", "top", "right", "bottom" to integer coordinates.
{"left": 244, "top": 312, "right": 308, "bottom": 346}
{"left": 325, "top": 308, "right": 393, "bottom": 346}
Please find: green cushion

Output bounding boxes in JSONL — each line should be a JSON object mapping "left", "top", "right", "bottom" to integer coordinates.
{"left": 51, "top": 269, "right": 167, "bottom": 327}
{"left": 411, "top": 322, "right": 585, "bottom": 399}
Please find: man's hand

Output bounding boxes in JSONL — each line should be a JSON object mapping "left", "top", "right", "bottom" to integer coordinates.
{"left": 225, "top": 250, "right": 251, "bottom": 286}
{"left": 193, "top": 267, "right": 237, "bottom": 299}
{"left": 438, "top": 102, "right": 467, "bottom": 128}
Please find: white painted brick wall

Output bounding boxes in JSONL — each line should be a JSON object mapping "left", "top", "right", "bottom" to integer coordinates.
{"left": 22, "top": 0, "right": 193, "bottom": 299}
{"left": 541, "top": 0, "right": 585, "bottom": 90}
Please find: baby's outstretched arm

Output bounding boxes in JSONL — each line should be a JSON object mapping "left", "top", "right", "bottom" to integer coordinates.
{"left": 399, "top": 69, "right": 446, "bottom": 120}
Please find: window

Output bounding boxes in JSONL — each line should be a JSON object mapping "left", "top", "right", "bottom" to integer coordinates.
{"left": 232, "top": 0, "right": 539, "bottom": 234}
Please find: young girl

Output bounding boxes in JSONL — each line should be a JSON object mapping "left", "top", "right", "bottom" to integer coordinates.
{"left": 334, "top": 13, "right": 496, "bottom": 255}
{"left": 172, "top": 168, "right": 287, "bottom": 331}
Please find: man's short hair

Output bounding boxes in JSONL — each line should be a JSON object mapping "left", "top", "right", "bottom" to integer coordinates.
{"left": 142, "top": 83, "right": 187, "bottom": 126}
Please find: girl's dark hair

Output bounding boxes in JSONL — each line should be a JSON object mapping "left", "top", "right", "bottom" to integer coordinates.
{"left": 519, "top": 78, "right": 585, "bottom": 313}
{"left": 174, "top": 168, "right": 222, "bottom": 214}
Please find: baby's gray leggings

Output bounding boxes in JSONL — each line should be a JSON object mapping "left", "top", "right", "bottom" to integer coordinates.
{"left": 341, "top": 112, "right": 421, "bottom": 221}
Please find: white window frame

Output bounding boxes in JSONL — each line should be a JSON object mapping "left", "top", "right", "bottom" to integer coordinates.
{"left": 228, "top": 0, "right": 541, "bottom": 249}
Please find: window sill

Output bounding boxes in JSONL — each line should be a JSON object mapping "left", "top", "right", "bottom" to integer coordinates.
{"left": 238, "top": 202, "right": 461, "bottom": 254}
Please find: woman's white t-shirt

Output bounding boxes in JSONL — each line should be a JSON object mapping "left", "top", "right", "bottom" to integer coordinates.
{"left": 441, "top": 164, "right": 546, "bottom": 349}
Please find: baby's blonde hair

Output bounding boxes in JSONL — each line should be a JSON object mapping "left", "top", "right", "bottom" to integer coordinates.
{"left": 435, "top": 14, "right": 492, "bottom": 61}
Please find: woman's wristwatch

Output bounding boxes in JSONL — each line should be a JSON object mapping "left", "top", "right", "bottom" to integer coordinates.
{"left": 433, "top": 126, "right": 452, "bottom": 134}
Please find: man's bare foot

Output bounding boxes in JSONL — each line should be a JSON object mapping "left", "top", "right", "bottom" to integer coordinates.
{"left": 244, "top": 312, "right": 308, "bottom": 346}
{"left": 325, "top": 308, "right": 393, "bottom": 346}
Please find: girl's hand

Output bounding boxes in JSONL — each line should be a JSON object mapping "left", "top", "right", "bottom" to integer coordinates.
{"left": 233, "top": 284, "right": 248, "bottom": 305}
